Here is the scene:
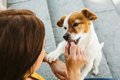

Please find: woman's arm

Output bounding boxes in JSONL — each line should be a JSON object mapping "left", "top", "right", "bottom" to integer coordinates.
{"left": 67, "top": 69, "right": 81, "bottom": 80}
{"left": 43, "top": 53, "right": 68, "bottom": 80}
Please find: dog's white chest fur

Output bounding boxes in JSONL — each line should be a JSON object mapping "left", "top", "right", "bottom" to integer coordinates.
{"left": 77, "top": 22, "right": 104, "bottom": 59}
{"left": 47, "top": 22, "right": 104, "bottom": 80}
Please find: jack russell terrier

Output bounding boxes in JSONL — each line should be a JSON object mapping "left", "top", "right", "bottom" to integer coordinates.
{"left": 47, "top": 8, "right": 104, "bottom": 80}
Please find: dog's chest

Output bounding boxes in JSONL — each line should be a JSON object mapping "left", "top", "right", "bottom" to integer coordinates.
{"left": 77, "top": 35, "right": 90, "bottom": 50}
{"left": 77, "top": 33, "right": 95, "bottom": 56}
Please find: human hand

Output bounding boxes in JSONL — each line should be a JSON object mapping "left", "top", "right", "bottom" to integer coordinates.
{"left": 49, "top": 60, "right": 68, "bottom": 80}
{"left": 64, "top": 42, "right": 87, "bottom": 80}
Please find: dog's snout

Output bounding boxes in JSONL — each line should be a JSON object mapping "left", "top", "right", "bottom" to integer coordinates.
{"left": 63, "top": 33, "right": 70, "bottom": 41}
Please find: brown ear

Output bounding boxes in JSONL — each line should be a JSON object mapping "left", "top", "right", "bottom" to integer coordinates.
{"left": 57, "top": 16, "right": 66, "bottom": 27}
{"left": 82, "top": 8, "right": 97, "bottom": 21}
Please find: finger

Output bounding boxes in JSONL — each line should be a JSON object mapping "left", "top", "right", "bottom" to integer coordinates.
{"left": 55, "top": 73, "right": 66, "bottom": 80}
{"left": 83, "top": 50, "right": 87, "bottom": 58}
{"left": 65, "top": 43, "right": 69, "bottom": 59}
{"left": 81, "top": 49, "right": 85, "bottom": 56}
{"left": 80, "top": 50, "right": 88, "bottom": 64}
{"left": 77, "top": 48, "right": 83, "bottom": 60}
{"left": 76, "top": 48, "right": 82, "bottom": 61}
{"left": 68, "top": 42, "right": 71, "bottom": 55}
{"left": 76, "top": 46, "right": 80, "bottom": 56}
{"left": 80, "top": 49, "right": 86, "bottom": 58}
{"left": 80, "top": 48, "right": 85, "bottom": 57}
{"left": 79, "top": 48, "right": 84, "bottom": 60}
{"left": 70, "top": 42, "right": 77, "bottom": 58}
{"left": 82, "top": 51, "right": 88, "bottom": 63}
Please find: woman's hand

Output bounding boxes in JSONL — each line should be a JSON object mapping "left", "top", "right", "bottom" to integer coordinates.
{"left": 64, "top": 42, "right": 87, "bottom": 80}
{"left": 49, "top": 60, "right": 68, "bottom": 80}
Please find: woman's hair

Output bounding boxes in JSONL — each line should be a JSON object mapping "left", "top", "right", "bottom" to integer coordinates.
{"left": 0, "top": 9, "right": 45, "bottom": 80}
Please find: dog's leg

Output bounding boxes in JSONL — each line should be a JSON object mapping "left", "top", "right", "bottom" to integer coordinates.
{"left": 47, "top": 41, "right": 67, "bottom": 63}
{"left": 81, "top": 61, "right": 93, "bottom": 80}
{"left": 92, "top": 51, "right": 102, "bottom": 75}
{"left": 92, "top": 43, "right": 104, "bottom": 75}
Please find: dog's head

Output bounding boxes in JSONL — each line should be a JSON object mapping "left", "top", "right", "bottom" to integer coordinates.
{"left": 57, "top": 8, "right": 97, "bottom": 44}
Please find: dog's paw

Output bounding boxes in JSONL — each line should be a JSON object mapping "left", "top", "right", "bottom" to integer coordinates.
{"left": 46, "top": 52, "right": 59, "bottom": 63}
{"left": 92, "top": 68, "right": 99, "bottom": 75}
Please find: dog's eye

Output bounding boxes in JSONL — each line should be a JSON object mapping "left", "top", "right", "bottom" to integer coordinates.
{"left": 72, "top": 22, "right": 79, "bottom": 27}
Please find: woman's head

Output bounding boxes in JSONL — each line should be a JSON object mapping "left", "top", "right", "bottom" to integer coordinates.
{"left": 0, "top": 9, "right": 45, "bottom": 80}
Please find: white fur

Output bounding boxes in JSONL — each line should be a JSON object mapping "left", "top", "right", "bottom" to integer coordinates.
{"left": 47, "top": 13, "right": 104, "bottom": 80}
{"left": 63, "top": 12, "right": 72, "bottom": 29}
{"left": 0, "top": 0, "right": 7, "bottom": 10}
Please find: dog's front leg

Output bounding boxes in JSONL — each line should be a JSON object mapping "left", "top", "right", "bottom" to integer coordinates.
{"left": 47, "top": 41, "right": 67, "bottom": 63}
{"left": 81, "top": 61, "right": 93, "bottom": 80}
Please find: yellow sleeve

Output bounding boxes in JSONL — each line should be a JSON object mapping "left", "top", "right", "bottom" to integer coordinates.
{"left": 31, "top": 72, "right": 45, "bottom": 80}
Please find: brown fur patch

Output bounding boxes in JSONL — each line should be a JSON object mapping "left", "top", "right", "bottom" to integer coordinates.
{"left": 57, "top": 9, "right": 97, "bottom": 34}
{"left": 68, "top": 12, "right": 91, "bottom": 34}
{"left": 57, "top": 16, "right": 66, "bottom": 27}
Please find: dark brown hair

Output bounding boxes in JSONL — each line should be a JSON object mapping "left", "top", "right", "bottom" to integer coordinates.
{"left": 0, "top": 9, "right": 45, "bottom": 80}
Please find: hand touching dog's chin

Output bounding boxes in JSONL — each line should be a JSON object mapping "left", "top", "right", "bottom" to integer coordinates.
{"left": 71, "top": 32, "right": 88, "bottom": 42}
{"left": 65, "top": 37, "right": 81, "bottom": 44}
{"left": 69, "top": 34, "right": 82, "bottom": 44}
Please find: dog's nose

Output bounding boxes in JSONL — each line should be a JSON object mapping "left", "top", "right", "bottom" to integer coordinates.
{"left": 63, "top": 33, "right": 70, "bottom": 41}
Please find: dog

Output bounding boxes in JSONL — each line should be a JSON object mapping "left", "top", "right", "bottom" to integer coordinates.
{"left": 47, "top": 8, "right": 104, "bottom": 80}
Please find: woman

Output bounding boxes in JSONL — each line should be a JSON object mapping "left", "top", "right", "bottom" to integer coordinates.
{"left": 0, "top": 9, "right": 87, "bottom": 80}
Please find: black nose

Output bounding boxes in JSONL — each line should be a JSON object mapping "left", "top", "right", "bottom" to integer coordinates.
{"left": 63, "top": 33, "right": 70, "bottom": 40}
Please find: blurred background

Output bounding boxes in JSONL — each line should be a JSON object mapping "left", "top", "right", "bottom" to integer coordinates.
{"left": 1, "top": 0, "right": 120, "bottom": 79}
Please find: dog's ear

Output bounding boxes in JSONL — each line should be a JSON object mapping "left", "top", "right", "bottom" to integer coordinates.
{"left": 82, "top": 8, "right": 97, "bottom": 21}
{"left": 57, "top": 16, "right": 66, "bottom": 27}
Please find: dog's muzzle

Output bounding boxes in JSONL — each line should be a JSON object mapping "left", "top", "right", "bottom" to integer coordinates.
{"left": 63, "top": 33, "right": 80, "bottom": 44}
